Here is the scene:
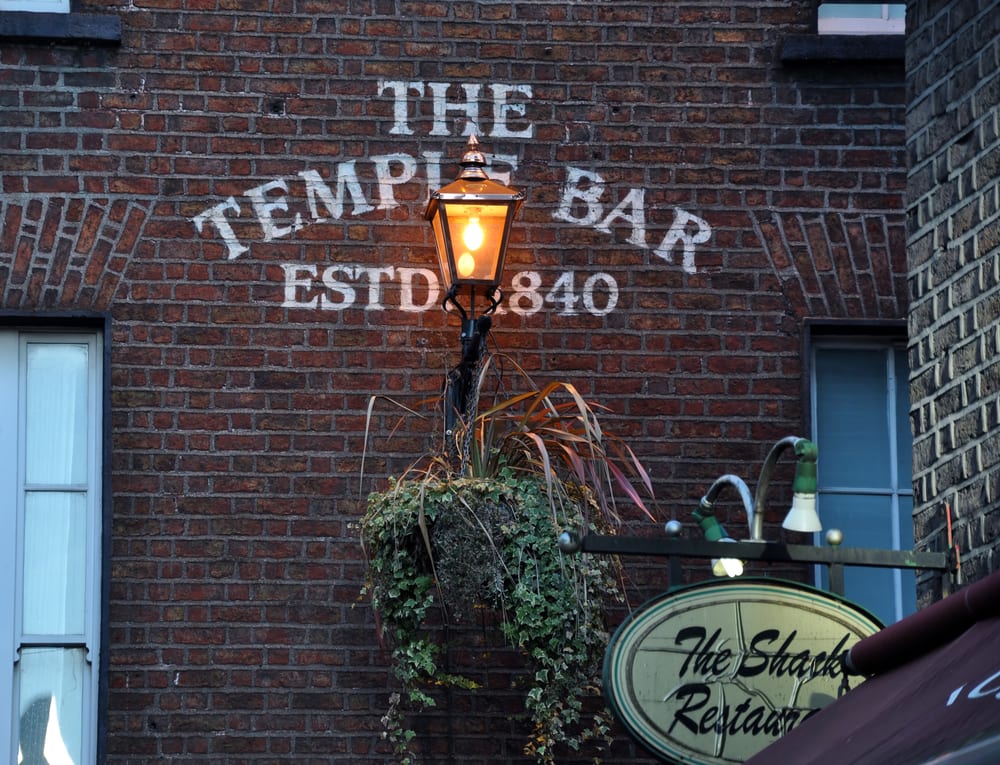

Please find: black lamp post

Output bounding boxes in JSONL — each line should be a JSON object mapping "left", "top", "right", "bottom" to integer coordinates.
{"left": 424, "top": 135, "right": 524, "bottom": 442}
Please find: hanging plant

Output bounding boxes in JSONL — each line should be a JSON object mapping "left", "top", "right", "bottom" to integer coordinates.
{"left": 360, "top": 368, "right": 656, "bottom": 764}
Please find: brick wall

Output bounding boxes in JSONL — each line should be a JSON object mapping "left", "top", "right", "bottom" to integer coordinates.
{"left": 1, "top": 1, "right": 908, "bottom": 761}
{"left": 907, "top": 0, "right": 1000, "bottom": 602}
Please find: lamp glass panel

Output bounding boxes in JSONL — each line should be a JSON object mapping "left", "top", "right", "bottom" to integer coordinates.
{"left": 443, "top": 202, "right": 510, "bottom": 284}
{"left": 429, "top": 209, "right": 454, "bottom": 288}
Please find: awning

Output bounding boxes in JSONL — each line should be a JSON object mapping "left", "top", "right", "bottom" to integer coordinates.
{"left": 744, "top": 570, "right": 1000, "bottom": 765}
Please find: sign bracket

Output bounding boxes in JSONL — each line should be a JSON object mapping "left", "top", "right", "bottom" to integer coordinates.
{"left": 562, "top": 532, "right": 955, "bottom": 597}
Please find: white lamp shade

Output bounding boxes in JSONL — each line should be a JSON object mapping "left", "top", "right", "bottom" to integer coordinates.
{"left": 782, "top": 492, "right": 822, "bottom": 533}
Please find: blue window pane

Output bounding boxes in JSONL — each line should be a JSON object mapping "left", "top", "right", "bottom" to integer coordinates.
{"left": 814, "top": 349, "right": 890, "bottom": 487}
{"left": 819, "top": 4, "right": 885, "bottom": 20}
{"left": 819, "top": 493, "right": 893, "bottom": 550}
{"left": 818, "top": 493, "right": 896, "bottom": 624}
{"left": 818, "top": 3, "right": 905, "bottom": 19}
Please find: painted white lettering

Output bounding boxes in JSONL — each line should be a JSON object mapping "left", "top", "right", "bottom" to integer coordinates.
{"left": 279, "top": 264, "right": 619, "bottom": 317}
{"left": 553, "top": 167, "right": 605, "bottom": 227}
{"left": 596, "top": 186, "right": 647, "bottom": 247}
{"left": 583, "top": 272, "right": 619, "bottom": 316}
{"left": 245, "top": 179, "right": 303, "bottom": 242}
{"left": 282, "top": 264, "right": 319, "bottom": 308}
{"left": 357, "top": 266, "right": 395, "bottom": 310}
{"left": 397, "top": 267, "right": 440, "bottom": 312}
{"left": 372, "top": 153, "right": 418, "bottom": 210}
{"left": 546, "top": 271, "right": 580, "bottom": 315}
{"left": 191, "top": 153, "right": 517, "bottom": 255}
{"left": 298, "top": 165, "right": 374, "bottom": 220}
{"left": 490, "top": 83, "right": 534, "bottom": 138}
{"left": 428, "top": 82, "right": 481, "bottom": 137}
{"left": 654, "top": 208, "right": 712, "bottom": 275}
{"left": 192, "top": 196, "right": 249, "bottom": 260}
{"left": 553, "top": 168, "right": 713, "bottom": 274}
{"left": 508, "top": 271, "right": 544, "bottom": 316}
{"left": 377, "top": 79, "right": 424, "bottom": 135}
{"left": 487, "top": 153, "right": 519, "bottom": 187}
{"left": 320, "top": 265, "right": 357, "bottom": 310}
{"left": 378, "top": 80, "right": 533, "bottom": 138}
{"left": 421, "top": 151, "right": 443, "bottom": 201}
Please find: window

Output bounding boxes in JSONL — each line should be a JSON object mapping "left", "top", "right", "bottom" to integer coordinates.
{"left": 810, "top": 337, "right": 915, "bottom": 625}
{"left": 780, "top": 1, "right": 906, "bottom": 62}
{"left": 818, "top": 3, "right": 906, "bottom": 35}
{"left": 0, "top": 1, "right": 120, "bottom": 43}
{"left": 0, "top": 0, "right": 69, "bottom": 12}
{"left": 0, "top": 329, "right": 103, "bottom": 765}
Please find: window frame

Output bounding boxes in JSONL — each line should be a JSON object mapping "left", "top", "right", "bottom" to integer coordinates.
{"left": 0, "top": 313, "right": 110, "bottom": 765}
{"left": 0, "top": 1, "right": 120, "bottom": 44}
{"left": 817, "top": 3, "right": 906, "bottom": 36}
{"left": 804, "top": 321, "right": 915, "bottom": 624}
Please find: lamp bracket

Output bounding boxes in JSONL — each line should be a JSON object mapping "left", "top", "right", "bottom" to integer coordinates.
{"left": 442, "top": 287, "right": 469, "bottom": 322}
{"left": 441, "top": 285, "right": 503, "bottom": 321}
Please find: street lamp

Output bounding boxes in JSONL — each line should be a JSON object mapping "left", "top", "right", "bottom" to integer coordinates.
{"left": 424, "top": 134, "right": 525, "bottom": 440}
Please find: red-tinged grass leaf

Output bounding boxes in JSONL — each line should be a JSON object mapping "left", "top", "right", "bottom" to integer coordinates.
{"left": 607, "top": 459, "right": 655, "bottom": 523}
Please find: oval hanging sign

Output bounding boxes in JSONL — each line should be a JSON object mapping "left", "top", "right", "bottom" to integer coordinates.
{"left": 604, "top": 578, "right": 882, "bottom": 764}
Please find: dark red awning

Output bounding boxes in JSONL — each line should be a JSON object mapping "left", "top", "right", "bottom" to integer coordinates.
{"left": 745, "top": 570, "right": 1000, "bottom": 765}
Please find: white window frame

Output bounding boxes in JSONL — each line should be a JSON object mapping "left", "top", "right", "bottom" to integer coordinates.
{"left": 0, "top": 329, "right": 103, "bottom": 765}
{"left": 818, "top": 3, "right": 906, "bottom": 35}
{"left": 809, "top": 336, "right": 914, "bottom": 624}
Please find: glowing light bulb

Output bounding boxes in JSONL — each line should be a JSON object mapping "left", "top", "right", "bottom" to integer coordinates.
{"left": 714, "top": 556, "right": 744, "bottom": 578}
{"left": 457, "top": 252, "right": 476, "bottom": 277}
{"left": 462, "top": 217, "right": 484, "bottom": 251}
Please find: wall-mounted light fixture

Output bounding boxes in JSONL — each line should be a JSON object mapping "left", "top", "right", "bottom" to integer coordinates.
{"left": 692, "top": 474, "right": 753, "bottom": 578}
{"left": 424, "top": 135, "right": 524, "bottom": 440}
{"left": 689, "top": 437, "right": 820, "bottom": 577}
{"left": 560, "top": 435, "right": 953, "bottom": 596}
{"left": 755, "top": 436, "right": 821, "bottom": 536}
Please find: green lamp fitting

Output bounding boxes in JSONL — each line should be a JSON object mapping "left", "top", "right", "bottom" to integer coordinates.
{"left": 792, "top": 439, "right": 819, "bottom": 496}
{"left": 784, "top": 438, "right": 822, "bottom": 533}
{"left": 693, "top": 503, "right": 728, "bottom": 542}
{"left": 693, "top": 502, "right": 745, "bottom": 576}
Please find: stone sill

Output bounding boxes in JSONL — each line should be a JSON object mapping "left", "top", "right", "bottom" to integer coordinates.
{"left": 0, "top": 11, "right": 121, "bottom": 45}
{"left": 781, "top": 34, "right": 904, "bottom": 64}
